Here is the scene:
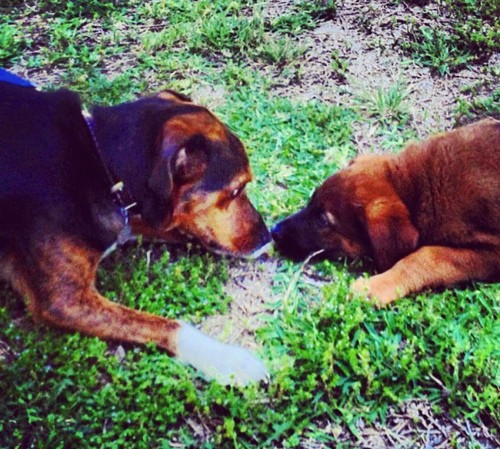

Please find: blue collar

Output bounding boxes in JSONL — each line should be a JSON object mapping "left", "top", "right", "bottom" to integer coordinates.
{"left": 0, "top": 68, "right": 35, "bottom": 88}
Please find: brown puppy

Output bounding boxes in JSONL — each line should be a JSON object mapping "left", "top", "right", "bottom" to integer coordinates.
{"left": 272, "top": 119, "right": 500, "bottom": 305}
{"left": 0, "top": 81, "right": 270, "bottom": 385}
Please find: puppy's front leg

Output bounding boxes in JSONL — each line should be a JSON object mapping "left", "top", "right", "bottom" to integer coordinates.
{"left": 351, "top": 246, "right": 499, "bottom": 305}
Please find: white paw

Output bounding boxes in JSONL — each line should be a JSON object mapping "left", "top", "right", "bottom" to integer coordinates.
{"left": 175, "top": 322, "right": 269, "bottom": 386}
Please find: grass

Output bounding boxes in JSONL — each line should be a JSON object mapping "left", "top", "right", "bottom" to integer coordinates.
{"left": 1, "top": 0, "right": 499, "bottom": 448}
{"left": 271, "top": 0, "right": 337, "bottom": 36}
{"left": 330, "top": 50, "right": 348, "bottom": 82}
{"left": 455, "top": 75, "right": 500, "bottom": 124}
{"left": 217, "top": 90, "right": 357, "bottom": 218}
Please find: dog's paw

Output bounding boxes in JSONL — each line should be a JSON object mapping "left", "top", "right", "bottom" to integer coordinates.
{"left": 350, "top": 276, "right": 400, "bottom": 306}
{"left": 175, "top": 322, "right": 269, "bottom": 386}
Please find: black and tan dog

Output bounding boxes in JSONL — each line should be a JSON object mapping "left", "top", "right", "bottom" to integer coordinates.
{"left": 272, "top": 119, "right": 500, "bottom": 305}
{"left": 0, "top": 79, "right": 270, "bottom": 385}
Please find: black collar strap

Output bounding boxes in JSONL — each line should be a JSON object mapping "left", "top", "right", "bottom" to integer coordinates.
{"left": 83, "top": 113, "right": 137, "bottom": 225}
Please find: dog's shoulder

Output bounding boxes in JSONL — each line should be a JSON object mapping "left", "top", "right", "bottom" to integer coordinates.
{"left": 0, "top": 83, "right": 82, "bottom": 124}
{"left": 0, "top": 85, "right": 114, "bottom": 247}
{"left": 0, "top": 85, "right": 87, "bottom": 165}
{"left": 1, "top": 85, "right": 94, "bottom": 194}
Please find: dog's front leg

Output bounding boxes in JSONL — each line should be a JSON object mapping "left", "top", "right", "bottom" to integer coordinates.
{"left": 17, "top": 235, "right": 268, "bottom": 385}
{"left": 351, "top": 245, "right": 499, "bottom": 305}
{"left": 129, "top": 216, "right": 189, "bottom": 244}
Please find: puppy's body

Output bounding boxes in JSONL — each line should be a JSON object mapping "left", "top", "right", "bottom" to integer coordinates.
{"left": 392, "top": 125, "right": 500, "bottom": 249}
{"left": 273, "top": 119, "right": 500, "bottom": 304}
{"left": 0, "top": 81, "right": 270, "bottom": 384}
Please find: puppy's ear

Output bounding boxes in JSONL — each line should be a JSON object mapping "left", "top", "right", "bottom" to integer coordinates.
{"left": 363, "top": 198, "right": 419, "bottom": 271}
{"left": 142, "top": 134, "right": 208, "bottom": 227}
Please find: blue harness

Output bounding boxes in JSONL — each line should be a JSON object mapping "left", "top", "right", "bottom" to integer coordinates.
{"left": 0, "top": 68, "right": 35, "bottom": 88}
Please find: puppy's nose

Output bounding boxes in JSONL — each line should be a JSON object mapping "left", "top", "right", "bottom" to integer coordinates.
{"left": 258, "top": 226, "right": 272, "bottom": 246}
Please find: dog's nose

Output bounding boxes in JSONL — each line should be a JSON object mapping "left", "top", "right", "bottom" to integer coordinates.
{"left": 257, "top": 226, "right": 272, "bottom": 247}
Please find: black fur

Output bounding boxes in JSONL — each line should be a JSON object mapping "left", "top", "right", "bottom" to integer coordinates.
{"left": 0, "top": 83, "right": 115, "bottom": 253}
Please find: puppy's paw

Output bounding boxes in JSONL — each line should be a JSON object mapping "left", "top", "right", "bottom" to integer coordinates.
{"left": 350, "top": 276, "right": 400, "bottom": 306}
{"left": 350, "top": 277, "right": 371, "bottom": 297}
{"left": 176, "top": 322, "right": 269, "bottom": 386}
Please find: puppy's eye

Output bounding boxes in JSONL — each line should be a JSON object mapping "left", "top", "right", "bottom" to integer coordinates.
{"left": 318, "top": 213, "right": 329, "bottom": 227}
{"left": 319, "top": 211, "right": 336, "bottom": 228}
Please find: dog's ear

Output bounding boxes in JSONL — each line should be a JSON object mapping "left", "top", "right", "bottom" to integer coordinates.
{"left": 142, "top": 134, "right": 208, "bottom": 227}
{"left": 362, "top": 198, "right": 419, "bottom": 271}
{"left": 156, "top": 89, "right": 192, "bottom": 103}
{"left": 171, "top": 134, "right": 208, "bottom": 183}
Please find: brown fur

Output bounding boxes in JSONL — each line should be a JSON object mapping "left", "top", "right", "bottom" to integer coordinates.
{"left": 272, "top": 119, "right": 500, "bottom": 305}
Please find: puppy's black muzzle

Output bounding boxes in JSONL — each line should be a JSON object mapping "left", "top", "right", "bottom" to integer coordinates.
{"left": 271, "top": 212, "right": 319, "bottom": 261}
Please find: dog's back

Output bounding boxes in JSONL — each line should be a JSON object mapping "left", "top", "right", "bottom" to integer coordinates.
{"left": 0, "top": 84, "right": 89, "bottom": 194}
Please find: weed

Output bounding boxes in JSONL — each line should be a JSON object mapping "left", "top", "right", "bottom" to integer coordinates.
{"left": 220, "top": 62, "right": 269, "bottom": 89}
{"left": 402, "top": 26, "right": 472, "bottom": 75}
{"left": 356, "top": 81, "right": 411, "bottom": 127}
{"left": 260, "top": 38, "right": 307, "bottom": 66}
{"left": 34, "top": 0, "right": 123, "bottom": 19}
{"left": 192, "top": 12, "right": 267, "bottom": 58}
{"left": 442, "top": 0, "right": 500, "bottom": 56}
{"left": 355, "top": 3, "right": 378, "bottom": 34}
{"left": 455, "top": 87, "right": 500, "bottom": 124}
{"left": 272, "top": 0, "right": 337, "bottom": 36}
{"left": 331, "top": 50, "right": 348, "bottom": 82}
{"left": 0, "top": 20, "right": 27, "bottom": 64}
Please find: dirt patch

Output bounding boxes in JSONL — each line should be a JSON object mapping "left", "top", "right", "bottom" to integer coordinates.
{"left": 264, "top": 0, "right": 498, "bottom": 147}
{"left": 200, "top": 257, "right": 278, "bottom": 352}
{"left": 299, "top": 400, "right": 498, "bottom": 449}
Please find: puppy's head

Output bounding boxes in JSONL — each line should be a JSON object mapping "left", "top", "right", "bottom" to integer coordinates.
{"left": 135, "top": 90, "right": 270, "bottom": 257}
{"left": 272, "top": 155, "right": 419, "bottom": 271}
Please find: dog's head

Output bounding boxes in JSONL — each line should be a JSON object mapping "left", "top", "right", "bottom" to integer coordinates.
{"left": 272, "top": 155, "right": 419, "bottom": 271}
{"left": 118, "top": 90, "right": 270, "bottom": 257}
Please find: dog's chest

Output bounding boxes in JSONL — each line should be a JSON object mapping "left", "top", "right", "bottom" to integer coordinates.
{"left": 91, "top": 202, "right": 133, "bottom": 258}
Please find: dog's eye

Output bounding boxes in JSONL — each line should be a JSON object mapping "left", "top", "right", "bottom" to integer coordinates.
{"left": 230, "top": 187, "right": 243, "bottom": 199}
